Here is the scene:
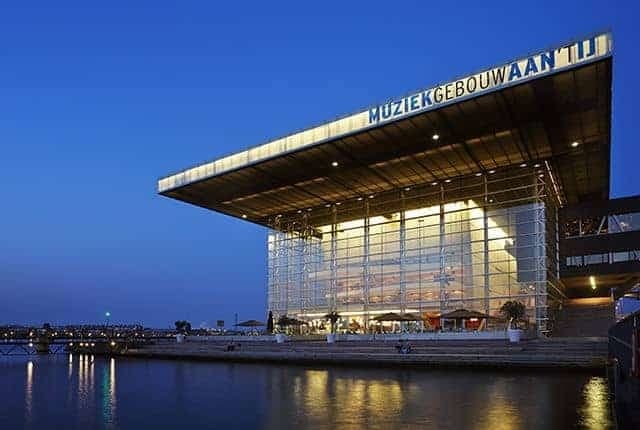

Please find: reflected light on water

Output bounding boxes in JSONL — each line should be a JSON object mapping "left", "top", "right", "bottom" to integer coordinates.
{"left": 474, "top": 380, "right": 522, "bottom": 430}
{"left": 5, "top": 358, "right": 615, "bottom": 429}
{"left": 302, "top": 370, "right": 405, "bottom": 429}
{"left": 77, "top": 354, "right": 95, "bottom": 411}
{"left": 580, "top": 377, "right": 610, "bottom": 429}
{"left": 302, "top": 370, "right": 327, "bottom": 421}
{"left": 25, "top": 361, "right": 34, "bottom": 423}
{"left": 101, "top": 357, "right": 117, "bottom": 425}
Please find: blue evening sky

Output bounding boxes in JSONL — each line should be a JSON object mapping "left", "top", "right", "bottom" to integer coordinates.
{"left": 1, "top": 1, "right": 638, "bottom": 328}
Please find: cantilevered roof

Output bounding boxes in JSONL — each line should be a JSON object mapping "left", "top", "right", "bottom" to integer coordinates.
{"left": 159, "top": 32, "right": 613, "bottom": 228}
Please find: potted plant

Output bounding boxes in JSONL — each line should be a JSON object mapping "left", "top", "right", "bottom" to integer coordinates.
{"left": 324, "top": 311, "right": 341, "bottom": 343}
{"left": 275, "top": 315, "right": 290, "bottom": 343}
{"left": 174, "top": 320, "right": 191, "bottom": 343}
{"left": 499, "top": 301, "right": 526, "bottom": 343}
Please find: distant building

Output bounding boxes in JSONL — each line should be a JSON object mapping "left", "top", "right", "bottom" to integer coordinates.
{"left": 159, "top": 31, "right": 639, "bottom": 336}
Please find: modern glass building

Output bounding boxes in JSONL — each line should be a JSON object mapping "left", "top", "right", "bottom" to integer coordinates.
{"left": 159, "top": 32, "right": 617, "bottom": 336}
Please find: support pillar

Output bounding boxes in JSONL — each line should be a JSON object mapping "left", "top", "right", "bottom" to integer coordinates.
{"left": 330, "top": 206, "right": 338, "bottom": 313}
{"left": 399, "top": 191, "right": 407, "bottom": 314}
{"left": 439, "top": 184, "right": 447, "bottom": 314}
{"left": 363, "top": 200, "right": 370, "bottom": 330}
{"left": 483, "top": 176, "right": 491, "bottom": 316}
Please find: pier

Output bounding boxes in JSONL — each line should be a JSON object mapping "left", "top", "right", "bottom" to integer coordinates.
{"left": 609, "top": 310, "right": 640, "bottom": 428}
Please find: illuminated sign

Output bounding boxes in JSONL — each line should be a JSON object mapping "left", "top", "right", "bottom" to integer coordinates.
{"left": 368, "top": 33, "right": 611, "bottom": 125}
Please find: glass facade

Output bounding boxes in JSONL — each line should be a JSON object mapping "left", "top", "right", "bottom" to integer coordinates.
{"left": 267, "top": 169, "right": 563, "bottom": 335}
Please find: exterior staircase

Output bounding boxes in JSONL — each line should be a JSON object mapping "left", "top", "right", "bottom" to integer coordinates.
{"left": 553, "top": 297, "right": 614, "bottom": 337}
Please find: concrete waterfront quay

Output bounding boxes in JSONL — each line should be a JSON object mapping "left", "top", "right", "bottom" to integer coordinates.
{"left": 118, "top": 337, "right": 608, "bottom": 371}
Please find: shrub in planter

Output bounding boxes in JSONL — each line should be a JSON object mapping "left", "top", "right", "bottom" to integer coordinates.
{"left": 324, "top": 311, "right": 341, "bottom": 343}
{"left": 499, "top": 301, "right": 526, "bottom": 342}
{"left": 174, "top": 320, "right": 191, "bottom": 343}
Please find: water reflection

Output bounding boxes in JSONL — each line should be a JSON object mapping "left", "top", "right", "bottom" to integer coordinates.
{"left": 270, "top": 369, "right": 408, "bottom": 429}
{"left": 265, "top": 368, "right": 615, "bottom": 429}
{"left": 68, "top": 353, "right": 73, "bottom": 379}
{"left": 478, "top": 383, "right": 521, "bottom": 430}
{"left": 77, "top": 354, "right": 95, "bottom": 415}
{"left": 101, "top": 358, "right": 117, "bottom": 427}
{"left": 580, "top": 376, "right": 610, "bottom": 429}
{"left": 25, "top": 361, "right": 33, "bottom": 425}
{"left": 3, "top": 357, "right": 614, "bottom": 430}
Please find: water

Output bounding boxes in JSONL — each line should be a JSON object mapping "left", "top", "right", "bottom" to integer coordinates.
{"left": 0, "top": 355, "right": 613, "bottom": 429}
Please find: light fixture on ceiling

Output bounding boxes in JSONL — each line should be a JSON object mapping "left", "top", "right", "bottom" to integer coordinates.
{"left": 335, "top": 202, "right": 341, "bottom": 206}
{"left": 519, "top": 163, "right": 527, "bottom": 168}
{"left": 488, "top": 169, "right": 496, "bottom": 174}
{"left": 432, "top": 133, "right": 440, "bottom": 141}
{"left": 404, "top": 187, "right": 411, "bottom": 191}
{"left": 241, "top": 214, "right": 247, "bottom": 219}
{"left": 325, "top": 204, "right": 331, "bottom": 208}
{"left": 444, "top": 179, "right": 451, "bottom": 183}
{"left": 331, "top": 161, "right": 339, "bottom": 167}
{"left": 368, "top": 195, "right": 375, "bottom": 199}
{"left": 571, "top": 141, "right": 580, "bottom": 148}
{"left": 475, "top": 172, "right": 482, "bottom": 177}
{"left": 357, "top": 197, "right": 363, "bottom": 201}
{"left": 431, "top": 181, "right": 438, "bottom": 186}
{"left": 533, "top": 163, "right": 541, "bottom": 168}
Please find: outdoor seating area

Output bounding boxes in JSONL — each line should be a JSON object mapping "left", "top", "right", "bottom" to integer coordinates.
{"left": 282, "top": 308, "right": 508, "bottom": 335}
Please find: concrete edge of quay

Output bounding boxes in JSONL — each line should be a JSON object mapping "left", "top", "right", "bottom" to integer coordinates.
{"left": 107, "top": 344, "right": 608, "bottom": 372}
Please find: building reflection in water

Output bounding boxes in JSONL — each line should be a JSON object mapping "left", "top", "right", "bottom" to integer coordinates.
{"left": 269, "top": 369, "right": 408, "bottom": 429}
{"left": 475, "top": 379, "right": 522, "bottom": 430}
{"left": 25, "top": 361, "right": 34, "bottom": 425}
{"left": 264, "top": 369, "right": 614, "bottom": 429}
{"left": 580, "top": 377, "right": 610, "bottom": 429}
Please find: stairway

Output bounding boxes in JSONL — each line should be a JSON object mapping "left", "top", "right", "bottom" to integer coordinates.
{"left": 553, "top": 297, "right": 614, "bottom": 337}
